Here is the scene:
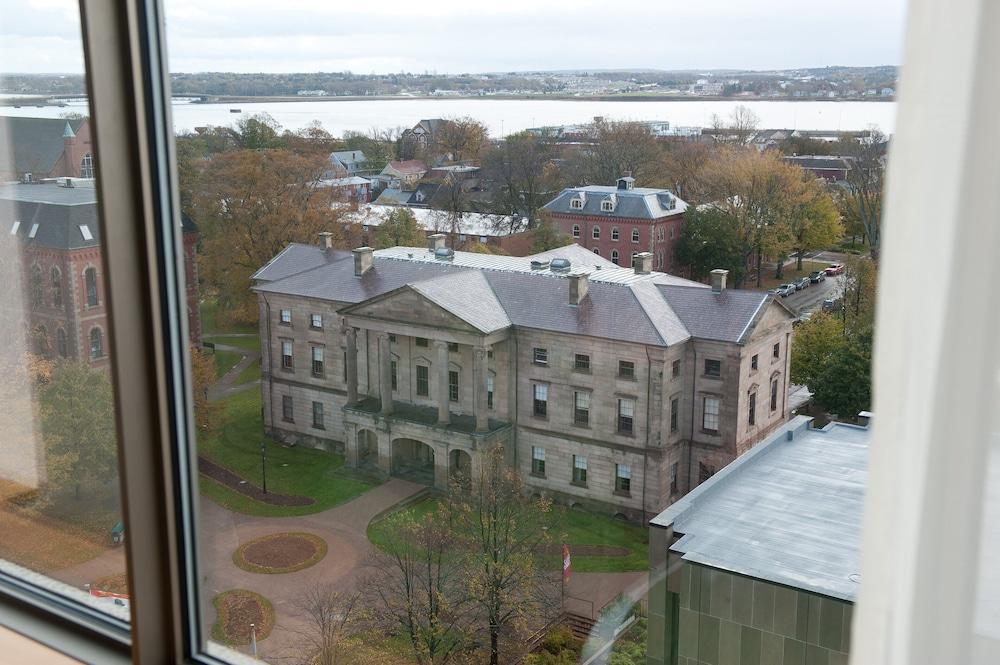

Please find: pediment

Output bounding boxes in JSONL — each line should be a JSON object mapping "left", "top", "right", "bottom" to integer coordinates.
{"left": 342, "top": 286, "right": 481, "bottom": 334}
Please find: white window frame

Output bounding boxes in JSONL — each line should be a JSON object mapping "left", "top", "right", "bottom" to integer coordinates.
{"left": 703, "top": 396, "right": 720, "bottom": 432}
{"left": 310, "top": 313, "right": 322, "bottom": 329}
{"left": 280, "top": 308, "right": 292, "bottom": 324}
{"left": 572, "top": 224, "right": 580, "bottom": 238}
{"left": 592, "top": 225, "right": 600, "bottom": 239}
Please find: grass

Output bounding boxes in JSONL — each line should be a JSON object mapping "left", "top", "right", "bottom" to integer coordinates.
{"left": 367, "top": 497, "right": 649, "bottom": 573}
{"left": 210, "top": 589, "right": 275, "bottom": 646}
{"left": 758, "top": 260, "right": 831, "bottom": 290}
{"left": 213, "top": 349, "right": 243, "bottom": 378}
{"left": 233, "top": 358, "right": 260, "bottom": 385}
{"left": 197, "top": 390, "right": 379, "bottom": 517}
{"left": 206, "top": 334, "right": 260, "bottom": 351}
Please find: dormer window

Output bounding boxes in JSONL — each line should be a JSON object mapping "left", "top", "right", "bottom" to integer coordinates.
{"left": 601, "top": 200, "right": 614, "bottom": 212}
{"left": 570, "top": 198, "right": 584, "bottom": 209}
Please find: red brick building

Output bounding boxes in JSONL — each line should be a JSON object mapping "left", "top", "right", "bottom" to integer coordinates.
{"left": 0, "top": 117, "right": 94, "bottom": 181}
{"left": 542, "top": 176, "right": 688, "bottom": 272}
{"left": 1, "top": 180, "right": 200, "bottom": 366}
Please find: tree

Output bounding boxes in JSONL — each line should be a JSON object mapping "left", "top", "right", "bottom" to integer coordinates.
{"left": 281, "top": 120, "right": 341, "bottom": 157}
{"left": 566, "top": 120, "right": 662, "bottom": 184}
{"left": 674, "top": 206, "right": 745, "bottom": 283}
{"left": 482, "top": 132, "right": 562, "bottom": 230}
{"left": 839, "top": 256, "right": 878, "bottom": 335}
{"left": 655, "top": 140, "right": 718, "bottom": 205}
{"left": 289, "top": 585, "right": 362, "bottom": 665}
{"left": 451, "top": 447, "right": 558, "bottom": 665}
{"left": 790, "top": 313, "right": 846, "bottom": 389}
{"left": 374, "top": 208, "right": 426, "bottom": 249}
{"left": 190, "top": 345, "right": 220, "bottom": 434}
{"left": 529, "top": 220, "right": 571, "bottom": 253}
{"left": 842, "top": 128, "right": 888, "bottom": 261}
{"left": 193, "top": 149, "right": 345, "bottom": 324}
{"left": 433, "top": 117, "right": 489, "bottom": 163}
{"left": 710, "top": 105, "right": 760, "bottom": 145}
{"left": 811, "top": 329, "right": 873, "bottom": 420}
{"left": 366, "top": 507, "right": 474, "bottom": 665}
{"left": 461, "top": 241, "right": 506, "bottom": 255}
{"left": 39, "top": 360, "right": 118, "bottom": 501}
{"left": 786, "top": 177, "right": 843, "bottom": 271}
{"left": 234, "top": 113, "right": 283, "bottom": 150}
{"left": 343, "top": 128, "right": 398, "bottom": 174}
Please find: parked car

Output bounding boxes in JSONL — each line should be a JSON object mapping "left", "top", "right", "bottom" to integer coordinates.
{"left": 809, "top": 270, "right": 827, "bottom": 283}
{"left": 776, "top": 284, "right": 797, "bottom": 297}
{"left": 794, "top": 277, "right": 810, "bottom": 290}
{"left": 824, "top": 263, "right": 845, "bottom": 276}
{"left": 822, "top": 298, "right": 842, "bottom": 312}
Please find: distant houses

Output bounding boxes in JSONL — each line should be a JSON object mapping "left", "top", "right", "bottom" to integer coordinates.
{"left": 784, "top": 154, "right": 852, "bottom": 182}
{"left": 328, "top": 150, "right": 369, "bottom": 177}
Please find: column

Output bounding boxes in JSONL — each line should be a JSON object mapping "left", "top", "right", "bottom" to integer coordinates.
{"left": 345, "top": 424, "right": 358, "bottom": 468}
{"left": 344, "top": 326, "right": 358, "bottom": 405}
{"left": 474, "top": 345, "right": 489, "bottom": 432}
{"left": 376, "top": 429, "right": 391, "bottom": 475}
{"left": 378, "top": 332, "right": 393, "bottom": 415}
{"left": 434, "top": 340, "right": 450, "bottom": 425}
{"left": 434, "top": 447, "right": 449, "bottom": 490}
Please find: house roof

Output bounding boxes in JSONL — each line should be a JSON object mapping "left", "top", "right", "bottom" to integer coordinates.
{"left": 0, "top": 117, "right": 87, "bottom": 176}
{"left": 329, "top": 150, "right": 367, "bottom": 167}
{"left": 543, "top": 185, "right": 688, "bottom": 220}
{"left": 0, "top": 181, "right": 100, "bottom": 250}
{"left": 784, "top": 155, "right": 852, "bottom": 171}
{"left": 656, "top": 284, "right": 771, "bottom": 344}
{"left": 651, "top": 416, "right": 870, "bottom": 602}
{"left": 252, "top": 243, "right": 783, "bottom": 348}
{"left": 384, "top": 160, "right": 428, "bottom": 176}
{"left": 343, "top": 204, "right": 526, "bottom": 238}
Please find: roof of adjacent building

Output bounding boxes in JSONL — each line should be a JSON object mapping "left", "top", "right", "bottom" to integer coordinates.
{"left": 0, "top": 117, "right": 87, "bottom": 176}
{"left": 252, "top": 243, "right": 788, "bottom": 347}
{"left": 329, "top": 150, "right": 367, "bottom": 167}
{"left": 543, "top": 184, "right": 688, "bottom": 220}
{"left": 343, "top": 204, "right": 527, "bottom": 238}
{"left": 784, "top": 155, "right": 852, "bottom": 171}
{"left": 383, "top": 160, "right": 429, "bottom": 176}
{"left": 651, "top": 416, "right": 870, "bottom": 602}
{"left": 0, "top": 181, "right": 100, "bottom": 250}
{"left": 317, "top": 176, "right": 371, "bottom": 188}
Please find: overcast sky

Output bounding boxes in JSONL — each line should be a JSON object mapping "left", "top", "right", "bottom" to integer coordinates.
{"left": 2, "top": 0, "right": 908, "bottom": 74}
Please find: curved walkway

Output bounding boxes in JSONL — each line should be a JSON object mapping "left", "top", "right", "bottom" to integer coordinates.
{"left": 207, "top": 343, "right": 260, "bottom": 401}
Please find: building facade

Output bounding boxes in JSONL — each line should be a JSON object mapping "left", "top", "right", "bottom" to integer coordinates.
{"left": 543, "top": 176, "right": 688, "bottom": 273}
{"left": 0, "top": 117, "right": 94, "bottom": 181}
{"left": 253, "top": 238, "right": 795, "bottom": 519}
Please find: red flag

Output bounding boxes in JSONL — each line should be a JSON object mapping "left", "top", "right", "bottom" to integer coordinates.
{"left": 562, "top": 543, "right": 571, "bottom": 581}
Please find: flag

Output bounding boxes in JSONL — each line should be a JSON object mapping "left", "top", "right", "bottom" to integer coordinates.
{"left": 562, "top": 543, "right": 571, "bottom": 582}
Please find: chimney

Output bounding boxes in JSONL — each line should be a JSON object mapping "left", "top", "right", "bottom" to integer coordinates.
{"left": 427, "top": 233, "right": 447, "bottom": 252}
{"left": 710, "top": 269, "right": 728, "bottom": 293}
{"left": 635, "top": 252, "right": 653, "bottom": 275}
{"left": 353, "top": 247, "right": 373, "bottom": 276}
{"left": 569, "top": 272, "right": 589, "bottom": 305}
{"left": 318, "top": 231, "right": 333, "bottom": 251}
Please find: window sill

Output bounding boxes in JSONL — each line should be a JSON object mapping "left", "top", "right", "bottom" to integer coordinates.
{"left": 282, "top": 418, "right": 294, "bottom": 424}
{"left": 312, "top": 425, "right": 325, "bottom": 430}
{"left": 532, "top": 414, "right": 548, "bottom": 421}
{"left": 312, "top": 373, "right": 325, "bottom": 379}
{"left": 571, "top": 480, "right": 588, "bottom": 488}
{"left": 281, "top": 367, "right": 294, "bottom": 373}
{"left": 309, "top": 326, "right": 323, "bottom": 332}
{"left": 617, "top": 430, "right": 635, "bottom": 437}
{"left": 613, "top": 489, "right": 631, "bottom": 498}
{"left": 573, "top": 367, "right": 591, "bottom": 374}
{"left": 530, "top": 472, "right": 546, "bottom": 479}
{"left": 701, "top": 428, "right": 720, "bottom": 436}
{"left": 278, "top": 322, "right": 292, "bottom": 327}
{"left": 617, "top": 375, "right": 637, "bottom": 381}
{"left": 703, "top": 375, "right": 722, "bottom": 380}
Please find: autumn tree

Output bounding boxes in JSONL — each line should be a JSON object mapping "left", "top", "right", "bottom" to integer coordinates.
{"left": 839, "top": 256, "right": 878, "bottom": 335}
{"left": 289, "top": 584, "right": 363, "bottom": 665}
{"left": 529, "top": 220, "right": 571, "bottom": 253}
{"left": 482, "top": 132, "right": 562, "bottom": 230}
{"left": 365, "top": 507, "right": 474, "bottom": 665}
{"left": 811, "top": 329, "right": 873, "bottom": 420}
{"left": 343, "top": 128, "right": 398, "bottom": 173}
{"left": 193, "top": 149, "right": 345, "bottom": 324}
{"left": 710, "top": 105, "right": 760, "bottom": 145}
{"left": 566, "top": 120, "right": 662, "bottom": 184}
{"left": 433, "top": 117, "right": 489, "bottom": 163}
{"left": 452, "top": 447, "right": 558, "bottom": 665}
{"left": 674, "top": 206, "right": 744, "bottom": 283}
{"left": 841, "top": 129, "right": 888, "bottom": 260}
{"left": 655, "top": 140, "right": 718, "bottom": 205}
{"left": 234, "top": 113, "right": 283, "bottom": 150}
{"left": 190, "top": 345, "right": 220, "bottom": 434}
{"left": 786, "top": 177, "right": 843, "bottom": 271}
{"left": 281, "top": 120, "right": 341, "bottom": 157}
{"left": 374, "top": 208, "right": 426, "bottom": 249}
{"left": 790, "top": 312, "right": 846, "bottom": 389}
{"left": 39, "top": 360, "right": 118, "bottom": 501}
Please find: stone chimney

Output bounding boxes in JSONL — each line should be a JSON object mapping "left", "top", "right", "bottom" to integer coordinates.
{"left": 569, "top": 272, "right": 590, "bottom": 305}
{"left": 427, "top": 233, "right": 447, "bottom": 252}
{"left": 710, "top": 269, "right": 728, "bottom": 294}
{"left": 353, "top": 247, "right": 373, "bottom": 276}
{"left": 635, "top": 252, "right": 653, "bottom": 274}
{"left": 318, "top": 231, "right": 333, "bottom": 251}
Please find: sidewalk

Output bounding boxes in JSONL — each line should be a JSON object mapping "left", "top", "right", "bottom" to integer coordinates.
{"left": 207, "top": 343, "right": 260, "bottom": 401}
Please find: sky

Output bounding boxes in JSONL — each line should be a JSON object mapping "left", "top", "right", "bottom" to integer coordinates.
{"left": 0, "top": 0, "right": 908, "bottom": 75}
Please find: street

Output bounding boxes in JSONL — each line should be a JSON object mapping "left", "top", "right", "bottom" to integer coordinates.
{"left": 777, "top": 274, "right": 844, "bottom": 315}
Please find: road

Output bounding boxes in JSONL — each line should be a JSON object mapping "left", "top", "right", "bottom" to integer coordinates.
{"left": 776, "top": 274, "right": 844, "bottom": 315}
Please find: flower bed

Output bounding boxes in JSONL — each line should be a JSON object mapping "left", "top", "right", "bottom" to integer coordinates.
{"left": 210, "top": 589, "right": 274, "bottom": 646}
{"left": 232, "top": 531, "right": 327, "bottom": 574}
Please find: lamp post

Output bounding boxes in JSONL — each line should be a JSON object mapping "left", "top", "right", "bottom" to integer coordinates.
{"left": 260, "top": 442, "right": 267, "bottom": 495}
{"left": 250, "top": 622, "right": 257, "bottom": 657}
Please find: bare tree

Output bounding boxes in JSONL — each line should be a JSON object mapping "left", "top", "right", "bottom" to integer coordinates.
{"left": 286, "top": 584, "right": 362, "bottom": 665}
{"left": 433, "top": 117, "right": 489, "bottom": 163}
{"left": 711, "top": 105, "right": 760, "bottom": 146}
{"left": 565, "top": 119, "right": 662, "bottom": 184}
{"left": 842, "top": 128, "right": 887, "bottom": 261}
{"left": 481, "top": 131, "right": 562, "bottom": 231}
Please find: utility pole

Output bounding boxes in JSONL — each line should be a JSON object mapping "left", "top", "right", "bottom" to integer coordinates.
{"left": 260, "top": 442, "right": 267, "bottom": 494}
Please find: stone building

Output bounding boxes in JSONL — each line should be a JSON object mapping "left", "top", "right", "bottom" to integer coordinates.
{"left": 647, "top": 416, "right": 869, "bottom": 665}
{"left": 543, "top": 175, "right": 688, "bottom": 273}
{"left": 252, "top": 236, "right": 795, "bottom": 519}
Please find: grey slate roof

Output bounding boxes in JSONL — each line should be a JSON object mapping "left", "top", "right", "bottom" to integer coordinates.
{"left": 651, "top": 416, "right": 870, "bottom": 602}
{"left": 784, "top": 155, "right": 852, "bottom": 171}
{"left": 251, "top": 243, "right": 781, "bottom": 347}
{"left": 543, "top": 185, "right": 688, "bottom": 220}
{"left": 0, "top": 117, "right": 86, "bottom": 175}
{"left": 0, "top": 182, "right": 100, "bottom": 250}
{"left": 329, "top": 150, "right": 367, "bottom": 168}
{"left": 656, "top": 284, "right": 770, "bottom": 344}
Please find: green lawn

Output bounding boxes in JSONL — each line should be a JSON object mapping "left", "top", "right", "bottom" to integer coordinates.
{"left": 198, "top": 390, "right": 379, "bottom": 517}
{"left": 367, "top": 497, "right": 649, "bottom": 573}
{"left": 206, "top": 334, "right": 260, "bottom": 351}
{"left": 200, "top": 300, "right": 258, "bottom": 336}
{"left": 233, "top": 358, "right": 260, "bottom": 385}
{"left": 213, "top": 349, "right": 243, "bottom": 378}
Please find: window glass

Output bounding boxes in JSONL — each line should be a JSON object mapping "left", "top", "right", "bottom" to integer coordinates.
{"left": 575, "top": 353, "right": 590, "bottom": 371}
{"left": 618, "top": 397, "right": 635, "bottom": 434}
{"left": 704, "top": 396, "right": 721, "bottom": 431}
{"left": 416, "top": 364, "right": 429, "bottom": 396}
{"left": 0, "top": 4, "right": 131, "bottom": 624}
{"left": 533, "top": 347, "right": 548, "bottom": 365}
{"left": 574, "top": 391, "right": 590, "bottom": 426}
{"left": 310, "top": 313, "right": 322, "bottom": 328}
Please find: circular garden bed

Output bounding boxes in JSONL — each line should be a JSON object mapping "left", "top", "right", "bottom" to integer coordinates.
{"left": 211, "top": 589, "right": 274, "bottom": 646}
{"left": 232, "top": 531, "right": 328, "bottom": 574}
{"left": 91, "top": 572, "right": 129, "bottom": 594}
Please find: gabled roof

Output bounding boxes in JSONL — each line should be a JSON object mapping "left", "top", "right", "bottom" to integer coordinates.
{"left": 407, "top": 271, "right": 511, "bottom": 334}
{"left": 543, "top": 185, "right": 688, "bottom": 220}
{"left": 383, "top": 160, "right": 428, "bottom": 176}
{"left": 0, "top": 117, "right": 87, "bottom": 176}
{"left": 329, "top": 150, "right": 367, "bottom": 167}
{"left": 784, "top": 155, "right": 852, "bottom": 171}
{"left": 656, "top": 284, "right": 779, "bottom": 344}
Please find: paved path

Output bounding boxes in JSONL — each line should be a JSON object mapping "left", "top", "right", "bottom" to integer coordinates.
{"left": 207, "top": 343, "right": 260, "bottom": 402}
{"left": 49, "top": 547, "right": 126, "bottom": 589}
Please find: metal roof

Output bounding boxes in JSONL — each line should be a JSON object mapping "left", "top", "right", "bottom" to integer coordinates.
{"left": 543, "top": 185, "right": 689, "bottom": 220}
{"left": 409, "top": 271, "right": 511, "bottom": 334}
{"left": 651, "top": 416, "right": 870, "bottom": 602}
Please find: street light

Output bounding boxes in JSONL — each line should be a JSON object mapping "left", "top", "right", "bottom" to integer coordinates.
{"left": 260, "top": 441, "right": 267, "bottom": 495}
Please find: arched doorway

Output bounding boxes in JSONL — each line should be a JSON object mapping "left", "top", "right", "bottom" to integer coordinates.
{"left": 357, "top": 429, "right": 377, "bottom": 470}
{"left": 449, "top": 449, "right": 472, "bottom": 489}
{"left": 392, "top": 438, "right": 435, "bottom": 485}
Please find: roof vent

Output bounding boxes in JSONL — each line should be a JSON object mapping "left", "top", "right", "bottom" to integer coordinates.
{"left": 434, "top": 247, "right": 455, "bottom": 261}
{"left": 61, "top": 178, "right": 74, "bottom": 188}
{"left": 530, "top": 259, "right": 550, "bottom": 270}
{"left": 550, "top": 257, "right": 571, "bottom": 272}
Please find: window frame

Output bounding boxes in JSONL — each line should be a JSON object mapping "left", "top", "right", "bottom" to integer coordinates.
{"left": 574, "top": 353, "right": 590, "bottom": 372}
{"left": 416, "top": 364, "right": 430, "bottom": 396}
{"left": 532, "top": 347, "right": 548, "bottom": 366}
{"left": 572, "top": 455, "right": 588, "bottom": 485}
{"left": 618, "top": 359, "right": 635, "bottom": 379}
{"left": 617, "top": 396, "right": 635, "bottom": 434}
{"left": 533, "top": 383, "right": 548, "bottom": 418}
{"left": 704, "top": 358, "right": 721, "bottom": 378}
{"left": 531, "top": 446, "right": 545, "bottom": 477}
{"left": 703, "top": 396, "right": 721, "bottom": 432}
{"left": 573, "top": 390, "right": 590, "bottom": 426}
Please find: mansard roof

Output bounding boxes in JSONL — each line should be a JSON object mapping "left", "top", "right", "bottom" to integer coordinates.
{"left": 543, "top": 185, "right": 688, "bottom": 220}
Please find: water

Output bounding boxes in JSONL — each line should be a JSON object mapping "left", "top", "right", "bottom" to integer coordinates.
{"left": 0, "top": 97, "right": 896, "bottom": 137}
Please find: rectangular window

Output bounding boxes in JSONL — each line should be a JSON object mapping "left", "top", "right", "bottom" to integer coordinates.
{"left": 312, "top": 401, "right": 324, "bottom": 429}
{"left": 615, "top": 464, "right": 632, "bottom": 494}
{"left": 618, "top": 360, "right": 635, "bottom": 379}
{"left": 751, "top": 354, "right": 758, "bottom": 371}
{"left": 699, "top": 462, "right": 716, "bottom": 484}
{"left": 592, "top": 225, "right": 600, "bottom": 239}
{"left": 672, "top": 359, "right": 681, "bottom": 378}
{"left": 670, "top": 462, "right": 679, "bottom": 494}
{"left": 282, "top": 395, "right": 294, "bottom": 422}
{"left": 533, "top": 383, "right": 548, "bottom": 417}
{"left": 280, "top": 308, "right": 292, "bottom": 324}
{"left": 704, "top": 358, "right": 721, "bottom": 377}
{"left": 533, "top": 347, "right": 548, "bottom": 365}
{"left": 310, "top": 313, "right": 322, "bottom": 329}
{"left": 389, "top": 334, "right": 396, "bottom": 343}
{"left": 448, "top": 342, "right": 459, "bottom": 352}
{"left": 748, "top": 392, "right": 757, "bottom": 426}
{"left": 574, "top": 353, "right": 591, "bottom": 371}
{"left": 531, "top": 446, "right": 546, "bottom": 476}
{"left": 391, "top": 360, "right": 398, "bottom": 391}
{"left": 572, "top": 455, "right": 588, "bottom": 484}
{"left": 487, "top": 374, "right": 494, "bottom": 409}
{"left": 703, "top": 396, "right": 720, "bottom": 432}
{"left": 618, "top": 397, "right": 635, "bottom": 434}
{"left": 281, "top": 340, "right": 293, "bottom": 369}
{"left": 771, "top": 378, "right": 779, "bottom": 411}
{"left": 416, "top": 365, "right": 429, "bottom": 396}
{"left": 311, "top": 346, "right": 324, "bottom": 375}
{"left": 449, "top": 370, "right": 459, "bottom": 402}
{"left": 574, "top": 391, "right": 590, "bottom": 426}
{"left": 670, "top": 397, "right": 679, "bottom": 433}
{"left": 416, "top": 337, "right": 429, "bottom": 347}
{"left": 773, "top": 342, "right": 780, "bottom": 359}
